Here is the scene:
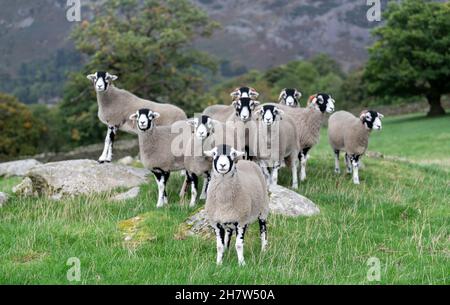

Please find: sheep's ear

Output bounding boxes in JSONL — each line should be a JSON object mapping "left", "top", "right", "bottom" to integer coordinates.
{"left": 230, "top": 148, "right": 245, "bottom": 160}
{"left": 150, "top": 112, "right": 160, "bottom": 119}
{"left": 255, "top": 108, "right": 264, "bottom": 116}
{"left": 251, "top": 100, "right": 260, "bottom": 108}
{"left": 274, "top": 107, "right": 285, "bottom": 116}
{"left": 186, "top": 118, "right": 197, "bottom": 127}
{"left": 249, "top": 88, "right": 259, "bottom": 99}
{"left": 203, "top": 148, "right": 217, "bottom": 158}
{"left": 230, "top": 88, "right": 241, "bottom": 100}
{"left": 106, "top": 73, "right": 118, "bottom": 81}
{"left": 294, "top": 90, "right": 302, "bottom": 99}
{"left": 378, "top": 113, "right": 384, "bottom": 119}
{"left": 87, "top": 74, "right": 96, "bottom": 81}
{"left": 359, "top": 110, "right": 368, "bottom": 121}
{"left": 231, "top": 100, "right": 239, "bottom": 108}
{"left": 307, "top": 94, "right": 317, "bottom": 106}
{"left": 278, "top": 89, "right": 287, "bottom": 102}
{"left": 129, "top": 112, "right": 139, "bottom": 121}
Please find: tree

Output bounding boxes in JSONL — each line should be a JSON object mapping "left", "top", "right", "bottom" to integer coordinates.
{"left": 61, "top": 0, "right": 219, "bottom": 145}
{"left": 0, "top": 93, "right": 46, "bottom": 161}
{"left": 365, "top": 0, "right": 449, "bottom": 116}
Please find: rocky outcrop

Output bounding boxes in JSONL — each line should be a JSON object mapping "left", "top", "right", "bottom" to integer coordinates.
{"left": 175, "top": 185, "right": 320, "bottom": 239}
{"left": 0, "top": 159, "right": 42, "bottom": 177}
{"left": 13, "top": 159, "right": 150, "bottom": 198}
{"left": 0, "top": 192, "right": 9, "bottom": 207}
{"left": 112, "top": 186, "right": 141, "bottom": 201}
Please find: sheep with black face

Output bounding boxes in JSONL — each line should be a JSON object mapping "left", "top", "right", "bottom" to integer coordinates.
{"left": 253, "top": 104, "right": 299, "bottom": 189}
{"left": 86, "top": 71, "right": 186, "bottom": 163}
{"left": 204, "top": 145, "right": 269, "bottom": 266}
{"left": 130, "top": 108, "right": 187, "bottom": 208}
{"left": 278, "top": 88, "right": 302, "bottom": 107}
{"left": 328, "top": 110, "right": 384, "bottom": 184}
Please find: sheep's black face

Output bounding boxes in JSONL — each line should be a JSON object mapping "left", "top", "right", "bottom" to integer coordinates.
{"left": 232, "top": 98, "right": 260, "bottom": 122}
{"left": 188, "top": 115, "right": 213, "bottom": 140}
{"left": 129, "top": 108, "right": 160, "bottom": 132}
{"left": 230, "top": 87, "right": 259, "bottom": 101}
{"left": 360, "top": 110, "right": 384, "bottom": 131}
{"left": 279, "top": 88, "right": 302, "bottom": 107}
{"left": 257, "top": 105, "right": 284, "bottom": 126}
{"left": 310, "top": 93, "right": 335, "bottom": 113}
{"left": 204, "top": 145, "right": 245, "bottom": 175}
{"left": 86, "top": 71, "right": 118, "bottom": 92}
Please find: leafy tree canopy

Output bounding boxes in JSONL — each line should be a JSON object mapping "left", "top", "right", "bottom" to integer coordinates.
{"left": 364, "top": 0, "right": 449, "bottom": 116}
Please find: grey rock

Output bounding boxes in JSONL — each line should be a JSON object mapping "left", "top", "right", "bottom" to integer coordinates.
{"left": 12, "top": 177, "right": 34, "bottom": 196}
{"left": 21, "top": 159, "right": 150, "bottom": 198}
{"left": 117, "top": 156, "right": 134, "bottom": 166}
{"left": 268, "top": 184, "right": 320, "bottom": 217}
{"left": 0, "top": 192, "right": 9, "bottom": 207}
{"left": 176, "top": 185, "right": 320, "bottom": 239}
{"left": 0, "top": 159, "right": 42, "bottom": 177}
{"left": 112, "top": 186, "right": 140, "bottom": 201}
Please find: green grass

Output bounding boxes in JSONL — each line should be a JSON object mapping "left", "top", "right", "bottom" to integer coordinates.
{"left": 0, "top": 113, "right": 449, "bottom": 284}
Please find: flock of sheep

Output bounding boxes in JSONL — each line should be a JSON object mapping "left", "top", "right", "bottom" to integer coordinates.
{"left": 86, "top": 71, "right": 384, "bottom": 265}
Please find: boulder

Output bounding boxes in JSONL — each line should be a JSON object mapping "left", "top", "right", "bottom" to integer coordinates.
{"left": 12, "top": 177, "right": 35, "bottom": 196}
{"left": 15, "top": 159, "right": 150, "bottom": 198}
{"left": 112, "top": 186, "right": 140, "bottom": 201}
{"left": 117, "top": 156, "right": 134, "bottom": 166}
{"left": 175, "top": 184, "right": 320, "bottom": 239}
{"left": 0, "top": 192, "right": 8, "bottom": 207}
{"left": 0, "top": 159, "right": 42, "bottom": 177}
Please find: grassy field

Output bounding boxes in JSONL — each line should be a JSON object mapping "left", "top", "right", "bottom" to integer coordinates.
{"left": 0, "top": 113, "right": 449, "bottom": 284}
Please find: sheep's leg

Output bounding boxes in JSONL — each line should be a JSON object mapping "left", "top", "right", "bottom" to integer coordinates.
{"left": 189, "top": 173, "right": 198, "bottom": 208}
{"left": 179, "top": 172, "right": 188, "bottom": 204}
{"left": 98, "top": 126, "right": 113, "bottom": 163}
{"left": 334, "top": 150, "right": 341, "bottom": 174}
{"left": 199, "top": 172, "right": 210, "bottom": 200}
{"left": 105, "top": 126, "right": 117, "bottom": 162}
{"left": 214, "top": 224, "right": 226, "bottom": 265}
{"left": 163, "top": 171, "right": 170, "bottom": 204}
{"left": 235, "top": 224, "right": 248, "bottom": 266}
{"left": 224, "top": 228, "right": 233, "bottom": 250}
{"left": 152, "top": 169, "right": 165, "bottom": 208}
{"left": 271, "top": 162, "right": 280, "bottom": 185}
{"left": 258, "top": 161, "right": 271, "bottom": 187}
{"left": 258, "top": 218, "right": 268, "bottom": 251}
{"left": 351, "top": 155, "right": 361, "bottom": 185}
{"left": 299, "top": 147, "right": 310, "bottom": 182}
{"left": 345, "top": 153, "right": 352, "bottom": 173}
{"left": 291, "top": 157, "right": 298, "bottom": 189}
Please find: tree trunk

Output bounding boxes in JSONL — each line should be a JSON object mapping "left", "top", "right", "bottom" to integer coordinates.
{"left": 426, "top": 92, "right": 446, "bottom": 117}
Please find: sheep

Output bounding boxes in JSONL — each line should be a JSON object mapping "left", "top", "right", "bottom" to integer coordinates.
{"left": 253, "top": 104, "right": 299, "bottom": 189}
{"left": 328, "top": 110, "right": 384, "bottom": 184}
{"left": 278, "top": 88, "right": 302, "bottom": 107}
{"left": 204, "top": 144, "right": 269, "bottom": 266}
{"left": 181, "top": 115, "right": 232, "bottom": 207}
{"left": 86, "top": 71, "right": 187, "bottom": 163}
{"left": 129, "top": 108, "right": 188, "bottom": 208}
{"left": 202, "top": 87, "right": 259, "bottom": 122}
{"left": 277, "top": 93, "right": 335, "bottom": 182}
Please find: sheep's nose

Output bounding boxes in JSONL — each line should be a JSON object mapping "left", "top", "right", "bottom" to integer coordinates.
{"left": 220, "top": 163, "right": 226, "bottom": 168}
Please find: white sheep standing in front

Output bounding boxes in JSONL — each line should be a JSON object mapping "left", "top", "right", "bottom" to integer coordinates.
{"left": 86, "top": 71, "right": 186, "bottom": 163}
{"left": 129, "top": 108, "right": 188, "bottom": 208}
{"left": 278, "top": 93, "right": 335, "bottom": 181}
{"left": 204, "top": 145, "right": 269, "bottom": 266}
{"left": 253, "top": 104, "right": 299, "bottom": 189}
{"left": 328, "top": 110, "right": 384, "bottom": 184}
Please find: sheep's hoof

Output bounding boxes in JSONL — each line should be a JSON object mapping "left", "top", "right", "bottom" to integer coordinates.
{"left": 189, "top": 202, "right": 196, "bottom": 208}
{"left": 238, "top": 260, "right": 246, "bottom": 267}
{"left": 334, "top": 168, "right": 340, "bottom": 174}
{"left": 292, "top": 184, "right": 298, "bottom": 190}
{"left": 98, "top": 160, "right": 105, "bottom": 164}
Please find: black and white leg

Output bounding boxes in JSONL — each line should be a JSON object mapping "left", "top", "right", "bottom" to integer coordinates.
{"left": 291, "top": 156, "right": 299, "bottom": 189}
{"left": 271, "top": 161, "right": 281, "bottom": 185}
{"left": 214, "top": 223, "right": 226, "bottom": 265}
{"left": 299, "top": 147, "right": 310, "bottom": 182}
{"left": 163, "top": 171, "right": 170, "bottom": 204}
{"left": 258, "top": 217, "right": 268, "bottom": 251}
{"left": 188, "top": 172, "right": 198, "bottom": 207}
{"left": 179, "top": 171, "right": 188, "bottom": 202}
{"left": 224, "top": 227, "right": 233, "bottom": 250}
{"left": 350, "top": 155, "right": 361, "bottom": 184}
{"left": 98, "top": 125, "right": 117, "bottom": 163}
{"left": 345, "top": 153, "right": 352, "bottom": 174}
{"left": 235, "top": 223, "right": 248, "bottom": 266}
{"left": 258, "top": 161, "right": 271, "bottom": 187}
{"left": 334, "top": 150, "right": 340, "bottom": 174}
{"left": 152, "top": 169, "right": 168, "bottom": 208}
{"left": 200, "top": 172, "right": 210, "bottom": 200}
